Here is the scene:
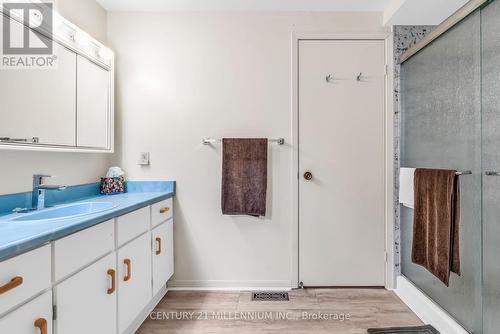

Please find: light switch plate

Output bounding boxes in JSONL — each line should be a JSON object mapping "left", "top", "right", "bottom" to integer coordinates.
{"left": 139, "top": 152, "right": 150, "bottom": 165}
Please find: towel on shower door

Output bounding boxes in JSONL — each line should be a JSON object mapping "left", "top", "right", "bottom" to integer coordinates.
{"left": 412, "top": 168, "right": 461, "bottom": 286}
{"left": 221, "top": 138, "right": 268, "bottom": 217}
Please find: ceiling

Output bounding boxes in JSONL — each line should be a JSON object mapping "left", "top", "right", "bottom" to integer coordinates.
{"left": 96, "top": 0, "right": 470, "bottom": 26}
{"left": 385, "top": 0, "right": 468, "bottom": 25}
{"left": 96, "top": 0, "right": 394, "bottom": 12}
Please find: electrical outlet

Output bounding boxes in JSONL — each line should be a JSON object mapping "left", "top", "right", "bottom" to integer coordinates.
{"left": 138, "top": 152, "right": 150, "bottom": 165}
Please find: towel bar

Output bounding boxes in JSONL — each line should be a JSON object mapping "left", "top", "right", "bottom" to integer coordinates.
{"left": 202, "top": 138, "right": 285, "bottom": 145}
{"left": 456, "top": 171, "right": 472, "bottom": 176}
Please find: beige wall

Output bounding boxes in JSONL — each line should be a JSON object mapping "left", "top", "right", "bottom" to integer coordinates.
{"left": 55, "top": 0, "right": 107, "bottom": 43}
{"left": 107, "top": 11, "right": 387, "bottom": 287}
{"left": 0, "top": 0, "right": 111, "bottom": 195}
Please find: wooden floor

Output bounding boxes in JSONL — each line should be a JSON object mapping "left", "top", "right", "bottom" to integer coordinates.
{"left": 137, "top": 288, "right": 422, "bottom": 333}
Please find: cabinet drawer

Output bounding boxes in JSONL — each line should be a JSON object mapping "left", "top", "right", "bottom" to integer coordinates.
{"left": 54, "top": 220, "right": 114, "bottom": 281}
{"left": 0, "top": 291, "right": 53, "bottom": 334}
{"left": 151, "top": 198, "right": 173, "bottom": 228}
{"left": 116, "top": 206, "right": 150, "bottom": 247}
{"left": 0, "top": 245, "right": 51, "bottom": 315}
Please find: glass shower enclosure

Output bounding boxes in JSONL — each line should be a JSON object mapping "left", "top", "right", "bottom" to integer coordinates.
{"left": 400, "top": 0, "right": 500, "bottom": 333}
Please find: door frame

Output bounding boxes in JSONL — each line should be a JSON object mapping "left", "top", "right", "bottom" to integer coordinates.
{"left": 290, "top": 32, "right": 395, "bottom": 289}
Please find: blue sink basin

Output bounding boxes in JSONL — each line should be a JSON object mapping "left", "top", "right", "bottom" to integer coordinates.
{"left": 9, "top": 202, "right": 117, "bottom": 222}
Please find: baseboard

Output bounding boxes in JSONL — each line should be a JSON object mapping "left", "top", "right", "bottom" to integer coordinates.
{"left": 123, "top": 285, "right": 168, "bottom": 334}
{"left": 168, "top": 279, "right": 293, "bottom": 291}
{"left": 394, "top": 276, "right": 470, "bottom": 334}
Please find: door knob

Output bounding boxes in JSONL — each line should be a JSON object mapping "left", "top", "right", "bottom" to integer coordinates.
{"left": 303, "top": 171, "right": 313, "bottom": 180}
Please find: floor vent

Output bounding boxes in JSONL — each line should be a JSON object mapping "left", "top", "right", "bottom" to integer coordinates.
{"left": 252, "top": 292, "right": 289, "bottom": 301}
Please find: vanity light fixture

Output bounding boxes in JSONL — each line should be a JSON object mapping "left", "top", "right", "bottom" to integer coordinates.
{"left": 73, "top": 30, "right": 92, "bottom": 46}
{"left": 98, "top": 47, "right": 113, "bottom": 60}
{"left": 53, "top": 14, "right": 69, "bottom": 34}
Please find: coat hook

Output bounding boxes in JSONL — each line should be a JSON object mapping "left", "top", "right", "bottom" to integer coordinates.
{"left": 326, "top": 74, "right": 334, "bottom": 83}
{"left": 356, "top": 72, "right": 363, "bottom": 81}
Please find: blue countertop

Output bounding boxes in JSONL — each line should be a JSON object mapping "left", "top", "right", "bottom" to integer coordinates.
{"left": 0, "top": 181, "right": 175, "bottom": 261}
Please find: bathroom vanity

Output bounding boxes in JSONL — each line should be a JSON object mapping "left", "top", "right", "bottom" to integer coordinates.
{"left": 0, "top": 182, "right": 175, "bottom": 334}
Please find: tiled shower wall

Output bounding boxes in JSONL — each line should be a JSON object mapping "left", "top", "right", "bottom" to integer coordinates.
{"left": 393, "top": 26, "right": 435, "bottom": 274}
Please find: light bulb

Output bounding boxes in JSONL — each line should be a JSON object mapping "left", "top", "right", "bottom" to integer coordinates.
{"left": 29, "top": 10, "right": 43, "bottom": 28}
{"left": 98, "top": 47, "right": 113, "bottom": 60}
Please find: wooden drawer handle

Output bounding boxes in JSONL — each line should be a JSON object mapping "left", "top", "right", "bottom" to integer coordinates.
{"left": 156, "top": 237, "right": 162, "bottom": 255}
{"left": 34, "top": 318, "right": 47, "bottom": 334}
{"left": 123, "top": 259, "right": 132, "bottom": 282}
{"left": 0, "top": 276, "right": 23, "bottom": 294}
{"left": 107, "top": 269, "right": 116, "bottom": 294}
{"left": 160, "top": 207, "right": 170, "bottom": 214}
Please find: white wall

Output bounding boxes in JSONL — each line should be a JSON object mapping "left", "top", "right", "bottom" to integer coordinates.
{"left": 0, "top": 0, "right": 111, "bottom": 195}
{"left": 108, "top": 12, "right": 387, "bottom": 288}
{"left": 0, "top": 151, "right": 112, "bottom": 194}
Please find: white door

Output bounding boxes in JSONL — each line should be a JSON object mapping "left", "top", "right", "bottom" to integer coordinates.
{"left": 298, "top": 40, "right": 386, "bottom": 287}
{"left": 76, "top": 55, "right": 110, "bottom": 149}
{"left": 118, "top": 232, "right": 152, "bottom": 333}
{"left": 55, "top": 253, "right": 117, "bottom": 334}
{"left": 152, "top": 219, "right": 174, "bottom": 296}
{"left": 0, "top": 291, "right": 52, "bottom": 334}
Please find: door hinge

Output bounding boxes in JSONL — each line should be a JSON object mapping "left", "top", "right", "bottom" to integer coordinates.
{"left": 384, "top": 252, "right": 388, "bottom": 263}
{"left": 384, "top": 65, "right": 389, "bottom": 76}
{"left": 53, "top": 305, "right": 57, "bottom": 320}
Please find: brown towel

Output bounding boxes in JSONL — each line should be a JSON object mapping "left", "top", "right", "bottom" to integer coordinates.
{"left": 412, "top": 168, "right": 461, "bottom": 286}
{"left": 221, "top": 138, "right": 268, "bottom": 217}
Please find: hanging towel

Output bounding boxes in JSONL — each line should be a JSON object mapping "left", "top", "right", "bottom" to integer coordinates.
{"left": 412, "top": 168, "right": 461, "bottom": 286}
{"left": 221, "top": 138, "right": 268, "bottom": 217}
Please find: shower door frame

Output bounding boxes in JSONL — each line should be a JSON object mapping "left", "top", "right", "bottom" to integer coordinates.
{"left": 290, "top": 31, "right": 395, "bottom": 289}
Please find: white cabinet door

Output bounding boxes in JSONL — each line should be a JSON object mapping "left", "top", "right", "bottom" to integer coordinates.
{"left": 152, "top": 219, "right": 174, "bottom": 296}
{"left": 76, "top": 55, "right": 110, "bottom": 149}
{"left": 0, "top": 16, "right": 77, "bottom": 146}
{"left": 0, "top": 291, "right": 52, "bottom": 334}
{"left": 117, "top": 233, "right": 152, "bottom": 333}
{"left": 55, "top": 253, "right": 117, "bottom": 334}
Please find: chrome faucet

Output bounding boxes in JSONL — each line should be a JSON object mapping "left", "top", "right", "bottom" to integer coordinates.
{"left": 32, "top": 174, "right": 67, "bottom": 210}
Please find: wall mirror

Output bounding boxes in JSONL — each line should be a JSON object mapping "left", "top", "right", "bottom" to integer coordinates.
{"left": 0, "top": 5, "right": 114, "bottom": 152}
